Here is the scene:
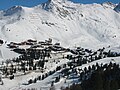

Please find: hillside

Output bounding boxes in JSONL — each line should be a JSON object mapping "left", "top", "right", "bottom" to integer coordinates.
{"left": 0, "top": 0, "right": 120, "bottom": 90}
{"left": 0, "top": 0, "right": 120, "bottom": 48}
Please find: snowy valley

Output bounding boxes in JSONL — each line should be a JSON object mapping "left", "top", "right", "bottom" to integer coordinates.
{"left": 0, "top": 0, "right": 120, "bottom": 90}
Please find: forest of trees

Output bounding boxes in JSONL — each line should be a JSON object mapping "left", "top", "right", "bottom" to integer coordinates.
{"left": 1, "top": 40, "right": 120, "bottom": 90}
{"left": 63, "top": 62, "right": 120, "bottom": 90}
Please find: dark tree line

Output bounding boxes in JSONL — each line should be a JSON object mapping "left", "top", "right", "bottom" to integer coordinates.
{"left": 0, "top": 48, "right": 52, "bottom": 79}
{"left": 63, "top": 62, "right": 120, "bottom": 90}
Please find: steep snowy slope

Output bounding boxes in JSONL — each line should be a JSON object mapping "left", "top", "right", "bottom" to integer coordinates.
{"left": 0, "top": 0, "right": 120, "bottom": 48}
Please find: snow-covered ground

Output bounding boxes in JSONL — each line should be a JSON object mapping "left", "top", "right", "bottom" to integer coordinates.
{"left": 21, "top": 57, "right": 120, "bottom": 90}
{"left": 0, "top": 0, "right": 120, "bottom": 48}
{"left": 0, "top": 52, "right": 69, "bottom": 90}
{"left": 0, "top": 0, "right": 120, "bottom": 90}
{"left": 0, "top": 56, "right": 119, "bottom": 90}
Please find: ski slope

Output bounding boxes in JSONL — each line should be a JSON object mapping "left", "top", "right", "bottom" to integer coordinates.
{"left": 0, "top": 0, "right": 119, "bottom": 48}
{"left": 0, "top": 0, "right": 120, "bottom": 90}
{"left": 1, "top": 56, "right": 120, "bottom": 90}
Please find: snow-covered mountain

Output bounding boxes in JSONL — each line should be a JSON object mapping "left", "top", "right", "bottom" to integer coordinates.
{"left": 0, "top": 0, "right": 120, "bottom": 48}
{"left": 114, "top": 3, "right": 120, "bottom": 12}
{"left": 1, "top": 1, "right": 120, "bottom": 90}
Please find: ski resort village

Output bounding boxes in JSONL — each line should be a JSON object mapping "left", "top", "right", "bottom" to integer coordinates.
{"left": 0, "top": 0, "right": 120, "bottom": 90}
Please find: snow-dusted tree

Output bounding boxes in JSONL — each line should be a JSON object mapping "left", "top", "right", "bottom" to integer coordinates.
{"left": 0, "top": 72, "right": 3, "bottom": 85}
{"left": 50, "top": 81, "right": 55, "bottom": 90}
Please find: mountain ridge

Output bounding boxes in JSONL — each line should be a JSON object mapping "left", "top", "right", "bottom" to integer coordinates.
{"left": 0, "top": 0, "right": 120, "bottom": 48}
{"left": 114, "top": 3, "right": 120, "bottom": 12}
